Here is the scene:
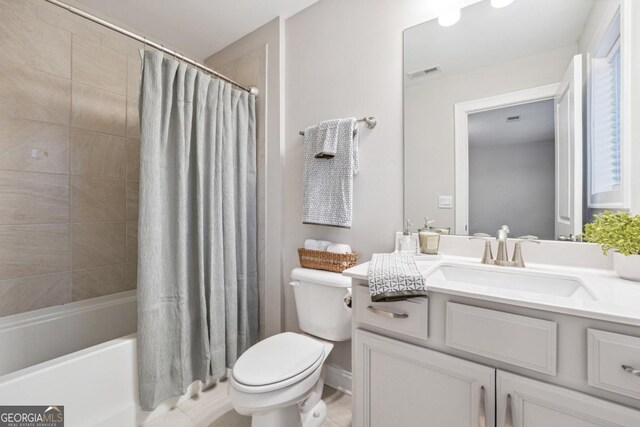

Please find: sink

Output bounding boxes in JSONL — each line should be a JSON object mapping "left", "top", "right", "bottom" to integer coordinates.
{"left": 426, "top": 264, "right": 595, "bottom": 300}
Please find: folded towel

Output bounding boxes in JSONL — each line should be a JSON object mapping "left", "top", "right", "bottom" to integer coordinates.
{"left": 327, "top": 243, "right": 352, "bottom": 254}
{"left": 303, "top": 118, "right": 359, "bottom": 228}
{"left": 367, "top": 253, "right": 427, "bottom": 302}
{"left": 314, "top": 119, "right": 340, "bottom": 158}
{"left": 316, "top": 240, "right": 332, "bottom": 251}
{"left": 304, "top": 239, "right": 333, "bottom": 251}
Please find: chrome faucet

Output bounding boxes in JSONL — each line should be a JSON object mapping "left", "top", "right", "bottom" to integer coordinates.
{"left": 469, "top": 225, "right": 539, "bottom": 268}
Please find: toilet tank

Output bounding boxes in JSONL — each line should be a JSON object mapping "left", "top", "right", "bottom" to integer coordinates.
{"left": 290, "top": 268, "right": 352, "bottom": 342}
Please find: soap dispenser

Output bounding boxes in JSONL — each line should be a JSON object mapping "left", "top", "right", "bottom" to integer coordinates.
{"left": 418, "top": 217, "right": 441, "bottom": 255}
{"left": 398, "top": 219, "right": 418, "bottom": 254}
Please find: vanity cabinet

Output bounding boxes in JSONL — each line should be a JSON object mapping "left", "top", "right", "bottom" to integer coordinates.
{"left": 354, "top": 330, "right": 495, "bottom": 427}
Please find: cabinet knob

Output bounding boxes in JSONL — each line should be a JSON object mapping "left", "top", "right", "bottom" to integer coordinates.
{"left": 622, "top": 365, "right": 640, "bottom": 377}
{"left": 366, "top": 305, "right": 408, "bottom": 319}
{"left": 505, "top": 394, "right": 513, "bottom": 427}
{"left": 479, "top": 386, "right": 486, "bottom": 427}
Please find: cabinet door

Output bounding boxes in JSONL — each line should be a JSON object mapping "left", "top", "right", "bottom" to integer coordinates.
{"left": 496, "top": 371, "right": 640, "bottom": 426}
{"left": 353, "top": 329, "right": 495, "bottom": 427}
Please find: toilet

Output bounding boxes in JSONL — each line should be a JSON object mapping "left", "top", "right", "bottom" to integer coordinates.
{"left": 228, "top": 268, "right": 352, "bottom": 427}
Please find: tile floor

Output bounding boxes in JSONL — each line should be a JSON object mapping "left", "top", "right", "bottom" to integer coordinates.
{"left": 142, "top": 380, "right": 352, "bottom": 427}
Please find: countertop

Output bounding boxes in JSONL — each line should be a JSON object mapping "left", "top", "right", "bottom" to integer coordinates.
{"left": 343, "top": 255, "right": 640, "bottom": 327}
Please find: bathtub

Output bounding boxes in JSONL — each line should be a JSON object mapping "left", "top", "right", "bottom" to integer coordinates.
{"left": 0, "top": 290, "right": 137, "bottom": 376}
{"left": 0, "top": 334, "right": 207, "bottom": 426}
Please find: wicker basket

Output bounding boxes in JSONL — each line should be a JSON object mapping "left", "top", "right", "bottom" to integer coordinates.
{"left": 298, "top": 248, "right": 359, "bottom": 273}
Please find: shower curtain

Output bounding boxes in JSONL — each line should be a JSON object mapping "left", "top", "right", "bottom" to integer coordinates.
{"left": 136, "top": 50, "right": 258, "bottom": 410}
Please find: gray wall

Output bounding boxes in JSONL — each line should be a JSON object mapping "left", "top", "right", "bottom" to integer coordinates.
{"left": 469, "top": 140, "right": 555, "bottom": 240}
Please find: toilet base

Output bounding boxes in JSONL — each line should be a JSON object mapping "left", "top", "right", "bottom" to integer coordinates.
{"left": 249, "top": 399, "right": 327, "bottom": 427}
{"left": 301, "top": 399, "right": 327, "bottom": 427}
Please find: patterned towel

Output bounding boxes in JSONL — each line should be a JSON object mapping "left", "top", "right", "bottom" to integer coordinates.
{"left": 303, "top": 118, "right": 359, "bottom": 228}
{"left": 367, "top": 253, "right": 427, "bottom": 302}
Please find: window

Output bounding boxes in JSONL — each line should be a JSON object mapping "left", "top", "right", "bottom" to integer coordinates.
{"left": 589, "top": 12, "right": 624, "bottom": 207}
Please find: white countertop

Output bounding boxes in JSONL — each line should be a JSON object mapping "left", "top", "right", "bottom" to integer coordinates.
{"left": 343, "top": 255, "right": 640, "bottom": 327}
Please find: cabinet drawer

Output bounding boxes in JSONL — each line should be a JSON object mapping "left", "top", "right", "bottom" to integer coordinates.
{"left": 588, "top": 329, "right": 640, "bottom": 400}
{"left": 446, "top": 303, "right": 557, "bottom": 375}
{"left": 354, "top": 285, "right": 428, "bottom": 340}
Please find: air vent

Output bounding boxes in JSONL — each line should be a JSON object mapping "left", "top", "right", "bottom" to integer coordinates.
{"left": 407, "top": 66, "right": 441, "bottom": 79}
{"left": 506, "top": 115, "right": 521, "bottom": 122}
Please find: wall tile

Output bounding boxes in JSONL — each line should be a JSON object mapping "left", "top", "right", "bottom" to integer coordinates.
{"left": 71, "top": 263, "right": 128, "bottom": 301}
{"left": 72, "top": 35, "right": 127, "bottom": 95}
{"left": 126, "top": 180, "right": 139, "bottom": 221}
{"left": 0, "top": 272, "right": 70, "bottom": 317}
{"left": 0, "top": 224, "right": 69, "bottom": 280}
{"left": 126, "top": 97, "right": 140, "bottom": 138}
{"left": 0, "top": 116, "right": 69, "bottom": 174}
{"left": 36, "top": 1, "right": 101, "bottom": 43}
{"left": 71, "top": 129, "right": 125, "bottom": 179}
{"left": 0, "top": 170, "right": 69, "bottom": 225}
{"left": 0, "top": 3, "right": 71, "bottom": 78}
{"left": 71, "top": 177, "right": 125, "bottom": 222}
{"left": 126, "top": 221, "right": 137, "bottom": 289}
{"left": 71, "top": 222, "right": 125, "bottom": 269}
{"left": 1, "top": 0, "right": 39, "bottom": 17}
{"left": 100, "top": 30, "right": 143, "bottom": 57}
{"left": 127, "top": 55, "right": 141, "bottom": 98}
{"left": 0, "top": 62, "right": 71, "bottom": 126}
{"left": 71, "top": 82, "right": 126, "bottom": 136}
{"left": 126, "top": 138, "right": 140, "bottom": 180}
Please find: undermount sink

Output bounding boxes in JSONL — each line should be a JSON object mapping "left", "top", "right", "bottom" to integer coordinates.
{"left": 426, "top": 264, "right": 595, "bottom": 300}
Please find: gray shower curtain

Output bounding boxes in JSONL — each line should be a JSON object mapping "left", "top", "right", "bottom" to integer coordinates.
{"left": 137, "top": 50, "right": 258, "bottom": 410}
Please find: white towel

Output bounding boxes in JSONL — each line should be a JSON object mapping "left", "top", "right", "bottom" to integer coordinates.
{"left": 303, "top": 118, "right": 359, "bottom": 228}
{"left": 304, "top": 239, "right": 333, "bottom": 251}
{"left": 327, "top": 243, "right": 352, "bottom": 254}
{"left": 314, "top": 119, "right": 340, "bottom": 158}
{"left": 367, "top": 253, "right": 427, "bottom": 302}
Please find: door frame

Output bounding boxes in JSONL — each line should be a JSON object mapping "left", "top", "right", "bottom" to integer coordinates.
{"left": 453, "top": 83, "right": 561, "bottom": 235}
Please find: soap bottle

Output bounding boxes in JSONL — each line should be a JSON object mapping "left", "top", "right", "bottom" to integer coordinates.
{"left": 418, "top": 217, "right": 441, "bottom": 255}
{"left": 398, "top": 219, "right": 418, "bottom": 254}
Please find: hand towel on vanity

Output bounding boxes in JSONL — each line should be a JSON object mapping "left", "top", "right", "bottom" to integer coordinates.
{"left": 367, "top": 253, "right": 427, "bottom": 302}
{"left": 303, "top": 118, "right": 358, "bottom": 228}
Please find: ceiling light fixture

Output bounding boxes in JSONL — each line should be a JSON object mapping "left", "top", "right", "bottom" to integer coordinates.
{"left": 490, "top": 0, "right": 515, "bottom": 8}
{"left": 438, "top": 7, "right": 461, "bottom": 27}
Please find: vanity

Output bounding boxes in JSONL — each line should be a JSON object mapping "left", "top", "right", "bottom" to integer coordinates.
{"left": 345, "top": 256, "right": 640, "bottom": 426}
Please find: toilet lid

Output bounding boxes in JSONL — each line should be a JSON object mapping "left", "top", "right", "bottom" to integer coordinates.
{"left": 232, "top": 332, "right": 325, "bottom": 387}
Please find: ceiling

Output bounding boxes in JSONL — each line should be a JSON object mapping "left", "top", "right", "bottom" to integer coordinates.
{"left": 69, "top": 0, "right": 319, "bottom": 59}
{"left": 404, "top": 0, "right": 596, "bottom": 82}
{"left": 468, "top": 100, "right": 555, "bottom": 147}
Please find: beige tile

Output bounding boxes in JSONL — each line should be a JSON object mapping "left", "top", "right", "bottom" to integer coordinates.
{"left": 127, "top": 55, "right": 141, "bottom": 98}
{"left": 126, "top": 221, "right": 137, "bottom": 288}
{"left": 71, "top": 129, "right": 125, "bottom": 179}
{"left": 323, "top": 386, "right": 352, "bottom": 427}
{"left": 0, "top": 170, "right": 69, "bottom": 225}
{"left": 72, "top": 222, "right": 125, "bottom": 269}
{"left": 0, "top": 224, "right": 69, "bottom": 280}
{"left": 72, "top": 35, "right": 127, "bottom": 95}
{"left": 126, "top": 138, "right": 140, "bottom": 180}
{"left": 36, "top": 0, "right": 101, "bottom": 43}
{"left": 71, "top": 82, "right": 126, "bottom": 136}
{"left": 101, "top": 30, "right": 143, "bottom": 57}
{"left": 126, "top": 97, "right": 140, "bottom": 138}
{"left": 126, "top": 180, "right": 139, "bottom": 221}
{"left": 71, "top": 177, "right": 125, "bottom": 222}
{"left": 143, "top": 409, "right": 195, "bottom": 427}
{"left": 0, "top": 116, "right": 69, "bottom": 174}
{"left": 179, "top": 381, "right": 235, "bottom": 427}
{"left": 0, "top": 62, "right": 71, "bottom": 126}
{"left": 0, "top": 3, "right": 71, "bottom": 78}
{"left": 205, "top": 409, "right": 250, "bottom": 427}
{"left": 71, "top": 263, "right": 128, "bottom": 301}
{"left": 1, "top": 0, "right": 39, "bottom": 17}
{"left": 0, "top": 272, "right": 70, "bottom": 317}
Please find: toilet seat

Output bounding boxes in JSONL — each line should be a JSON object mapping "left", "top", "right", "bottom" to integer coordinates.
{"left": 232, "top": 332, "right": 327, "bottom": 394}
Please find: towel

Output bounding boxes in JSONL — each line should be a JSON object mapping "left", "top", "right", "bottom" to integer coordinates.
{"left": 303, "top": 118, "right": 359, "bottom": 228}
{"left": 304, "top": 239, "right": 333, "bottom": 251}
{"left": 327, "top": 243, "right": 352, "bottom": 254}
{"left": 314, "top": 119, "right": 340, "bottom": 158}
{"left": 367, "top": 253, "right": 427, "bottom": 302}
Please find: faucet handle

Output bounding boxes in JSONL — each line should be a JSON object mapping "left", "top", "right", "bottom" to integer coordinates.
{"left": 470, "top": 233, "right": 492, "bottom": 240}
{"left": 469, "top": 233, "right": 494, "bottom": 264}
{"left": 512, "top": 236, "right": 540, "bottom": 267}
{"left": 515, "top": 235, "right": 540, "bottom": 243}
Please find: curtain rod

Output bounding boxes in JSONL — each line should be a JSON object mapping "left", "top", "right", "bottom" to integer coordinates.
{"left": 44, "top": 0, "right": 257, "bottom": 94}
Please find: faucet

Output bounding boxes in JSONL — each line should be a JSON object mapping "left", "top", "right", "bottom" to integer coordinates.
{"left": 495, "top": 225, "right": 510, "bottom": 266}
{"left": 469, "top": 225, "right": 539, "bottom": 268}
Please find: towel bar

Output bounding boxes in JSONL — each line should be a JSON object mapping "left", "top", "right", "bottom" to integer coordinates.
{"left": 299, "top": 116, "right": 377, "bottom": 135}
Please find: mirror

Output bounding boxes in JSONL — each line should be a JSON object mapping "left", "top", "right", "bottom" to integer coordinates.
{"left": 403, "top": 0, "right": 630, "bottom": 240}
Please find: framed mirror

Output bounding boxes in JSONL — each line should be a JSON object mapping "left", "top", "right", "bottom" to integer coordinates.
{"left": 403, "top": 0, "right": 632, "bottom": 241}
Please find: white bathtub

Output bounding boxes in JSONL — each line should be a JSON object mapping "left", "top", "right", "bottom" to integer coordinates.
{"left": 0, "top": 334, "right": 207, "bottom": 426}
{"left": 0, "top": 290, "right": 137, "bottom": 376}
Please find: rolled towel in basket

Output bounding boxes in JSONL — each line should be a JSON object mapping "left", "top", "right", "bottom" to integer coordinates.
{"left": 327, "top": 243, "right": 352, "bottom": 254}
{"left": 304, "top": 239, "right": 333, "bottom": 251}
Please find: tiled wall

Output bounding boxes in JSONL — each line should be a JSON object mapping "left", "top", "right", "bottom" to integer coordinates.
{"left": 0, "top": 0, "right": 146, "bottom": 316}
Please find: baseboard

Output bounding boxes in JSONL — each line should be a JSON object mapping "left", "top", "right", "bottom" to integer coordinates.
{"left": 324, "top": 364, "right": 352, "bottom": 395}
